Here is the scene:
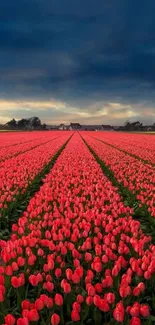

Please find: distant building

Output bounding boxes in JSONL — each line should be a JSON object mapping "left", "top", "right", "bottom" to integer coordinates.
{"left": 46, "top": 123, "right": 114, "bottom": 131}
{"left": 81, "top": 125, "right": 102, "bottom": 131}
{"left": 46, "top": 125, "right": 58, "bottom": 130}
{"left": 102, "top": 124, "right": 114, "bottom": 131}
{"left": 59, "top": 123, "right": 67, "bottom": 130}
{"left": 80, "top": 124, "right": 114, "bottom": 131}
{"left": 69, "top": 123, "right": 81, "bottom": 130}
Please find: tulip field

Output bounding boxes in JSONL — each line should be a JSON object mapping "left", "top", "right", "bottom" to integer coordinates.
{"left": 0, "top": 131, "right": 155, "bottom": 325}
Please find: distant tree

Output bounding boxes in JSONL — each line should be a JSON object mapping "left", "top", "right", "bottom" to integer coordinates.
{"left": 124, "top": 121, "right": 143, "bottom": 131}
{"left": 30, "top": 117, "right": 41, "bottom": 128}
{"left": 124, "top": 121, "right": 131, "bottom": 130}
{"left": 5, "top": 116, "right": 45, "bottom": 130}
{"left": 133, "top": 121, "right": 143, "bottom": 130}
{"left": 17, "top": 118, "right": 28, "bottom": 129}
{"left": 124, "top": 120, "right": 130, "bottom": 127}
{"left": 17, "top": 117, "right": 42, "bottom": 129}
{"left": 5, "top": 118, "right": 17, "bottom": 128}
{"left": 42, "top": 123, "right": 47, "bottom": 129}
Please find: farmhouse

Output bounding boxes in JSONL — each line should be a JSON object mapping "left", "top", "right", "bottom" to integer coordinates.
{"left": 69, "top": 123, "right": 81, "bottom": 130}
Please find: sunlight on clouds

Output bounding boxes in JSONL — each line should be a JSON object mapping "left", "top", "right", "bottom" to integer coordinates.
{"left": 108, "top": 103, "right": 132, "bottom": 110}
{"left": 0, "top": 99, "right": 66, "bottom": 111}
{"left": 127, "top": 110, "right": 139, "bottom": 117}
{"left": 143, "top": 110, "right": 155, "bottom": 117}
{"left": 0, "top": 115, "right": 12, "bottom": 123}
{"left": 0, "top": 98, "right": 154, "bottom": 125}
{"left": 76, "top": 112, "right": 91, "bottom": 117}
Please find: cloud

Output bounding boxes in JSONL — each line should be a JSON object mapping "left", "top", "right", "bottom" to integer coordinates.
{"left": 0, "top": 98, "right": 154, "bottom": 125}
{"left": 0, "top": 99, "right": 63, "bottom": 110}
{"left": 0, "top": 0, "right": 155, "bottom": 124}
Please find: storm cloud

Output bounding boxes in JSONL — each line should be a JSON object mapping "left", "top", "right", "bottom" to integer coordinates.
{"left": 0, "top": 0, "right": 155, "bottom": 125}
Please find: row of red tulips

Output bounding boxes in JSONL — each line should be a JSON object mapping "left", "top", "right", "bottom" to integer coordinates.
{"left": 90, "top": 132, "right": 155, "bottom": 164}
{"left": 0, "top": 133, "right": 71, "bottom": 215}
{"left": 0, "top": 133, "right": 155, "bottom": 324}
{"left": 82, "top": 134, "right": 155, "bottom": 218}
{"left": 0, "top": 132, "right": 64, "bottom": 163}
{"left": 0, "top": 132, "right": 48, "bottom": 149}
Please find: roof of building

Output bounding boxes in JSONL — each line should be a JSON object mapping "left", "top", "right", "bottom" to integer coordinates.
{"left": 70, "top": 123, "right": 81, "bottom": 126}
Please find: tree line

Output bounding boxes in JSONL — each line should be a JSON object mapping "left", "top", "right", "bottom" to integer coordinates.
{"left": 117, "top": 121, "right": 155, "bottom": 131}
{"left": 2, "top": 117, "right": 46, "bottom": 130}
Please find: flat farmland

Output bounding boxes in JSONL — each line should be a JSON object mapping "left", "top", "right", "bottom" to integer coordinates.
{"left": 0, "top": 131, "right": 155, "bottom": 325}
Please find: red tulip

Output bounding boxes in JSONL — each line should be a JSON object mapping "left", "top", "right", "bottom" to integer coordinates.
{"left": 98, "top": 299, "right": 110, "bottom": 312}
{"left": 27, "top": 309, "right": 39, "bottom": 322}
{"left": 71, "top": 310, "right": 80, "bottom": 322}
{"left": 21, "top": 300, "right": 31, "bottom": 310}
{"left": 17, "top": 318, "right": 29, "bottom": 325}
{"left": 51, "top": 314, "right": 60, "bottom": 325}
{"left": 63, "top": 282, "right": 71, "bottom": 294}
{"left": 76, "top": 294, "right": 84, "bottom": 304}
{"left": 130, "top": 304, "right": 140, "bottom": 317}
{"left": 66, "top": 269, "right": 73, "bottom": 280}
{"left": 140, "top": 305, "right": 150, "bottom": 317}
{"left": 54, "top": 294, "right": 63, "bottom": 306}
{"left": 4, "top": 314, "right": 16, "bottom": 325}
{"left": 113, "top": 302, "right": 125, "bottom": 322}
{"left": 11, "top": 276, "right": 24, "bottom": 288}
{"left": 130, "top": 317, "right": 141, "bottom": 325}
{"left": 35, "top": 298, "right": 44, "bottom": 311}
{"left": 106, "top": 292, "right": 115, "bottom": 304}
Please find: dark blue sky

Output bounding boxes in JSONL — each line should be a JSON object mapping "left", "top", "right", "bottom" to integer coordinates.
{"left": 0, "top": 0, "right": 155, "bottom": 125}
